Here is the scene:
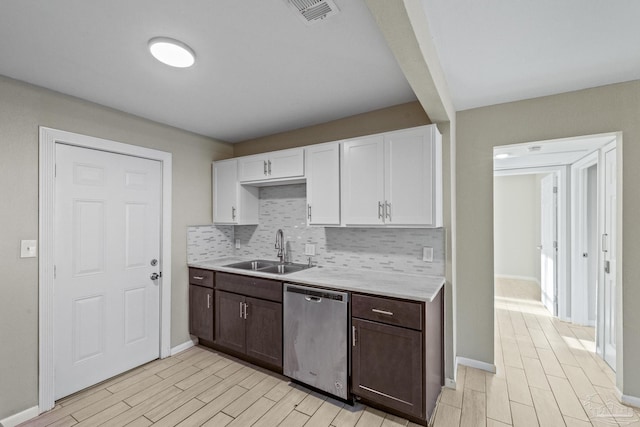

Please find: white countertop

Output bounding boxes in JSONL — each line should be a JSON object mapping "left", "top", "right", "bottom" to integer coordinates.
{"left": 188, "top": 257, "right": 445, "bottom": 302}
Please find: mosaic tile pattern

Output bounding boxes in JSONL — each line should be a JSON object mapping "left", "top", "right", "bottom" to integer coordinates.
{"left": 187, "top": 224, "right": 234, "bottom": 263}
{"left": 187, "top": 184, "right": 445, "bottom": 276}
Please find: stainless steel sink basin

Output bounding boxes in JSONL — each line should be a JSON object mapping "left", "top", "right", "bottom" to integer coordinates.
{"left": 223, "top": 259, "right": 279, "bottom": 271}
{"left": 259, "top": 263, "right": 310, "bottom": 275}
{"left": 223, "top": 259, "right": 313, "bottom": 275}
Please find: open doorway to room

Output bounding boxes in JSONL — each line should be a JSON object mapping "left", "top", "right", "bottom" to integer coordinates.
{"left": 492, "top": 133, "right": 619, "bottom": 376}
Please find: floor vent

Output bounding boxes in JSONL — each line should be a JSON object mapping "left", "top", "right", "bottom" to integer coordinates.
{"left": 287, "top": 0, "right": 340, "bottom": 25}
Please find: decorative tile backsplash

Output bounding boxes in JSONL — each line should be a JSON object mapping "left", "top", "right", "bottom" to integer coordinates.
{"left": 187, "top": 184, "right": 445, "bottom": 276}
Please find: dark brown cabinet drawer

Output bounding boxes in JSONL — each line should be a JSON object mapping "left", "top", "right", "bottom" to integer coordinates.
{"left": 216, "top": 272, "right": 282, "bottom": 302}
{"left": 189, "top": 267, "right": 214, "bottom": 288}
{"left": 352, "top": 294, "right": 422, "bottom": 331}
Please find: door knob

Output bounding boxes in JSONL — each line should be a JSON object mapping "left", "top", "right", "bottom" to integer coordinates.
{"left": 150, "top": 272, "right": 160, "bottom": 280}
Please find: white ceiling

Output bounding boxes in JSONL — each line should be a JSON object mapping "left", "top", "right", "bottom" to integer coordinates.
{"left": 1, "top": 1, "right": 639, "bottom": 143}
{"left": 0, "top": 0, "right": 416, "bottom": 142}
{"left": 421, "top": 0, "right": 640, "bottom": 111}
{"left": 493, "top": 134, "right": 615, "bottom": 171}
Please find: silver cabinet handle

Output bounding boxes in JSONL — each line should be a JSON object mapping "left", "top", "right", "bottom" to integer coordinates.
{"left": 231, "top": 206, "right": 236, "bottom": 220}
{"left": 243, "top": 302, "right": 248, "bottom": 319}
{"left": 263, "top": 160, "right": 267, "bottom": 175}
{"left": 268, "top": 160, "right": 272, "bottom": 175}
{"left": 352, "top": 325, "right": 357, "bottom": 347}
{"left": 602, "top": 233, "right": 608, "bottom": 252}
{"left": 307, "top": 204, "right": 312, "bottom": 221}
{"left": 385, "top": 201, "right": 391, "bottom": 221}
{"left": 372, "top": 308, "right": 394, "bottom": 316}
{"left": 193, "top": 276, "right": 204, "bottom": 280}
{"left": 378, "top": 201, "right": 383, "bottom": 220}
{"left": 207, "top": 294, "right": 211, "bottom": 309}
{"left": 240, "top": 301, "right": 243, "bottom": 318}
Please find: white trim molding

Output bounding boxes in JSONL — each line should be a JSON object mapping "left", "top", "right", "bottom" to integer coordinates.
{"left": 456, "top": 356, "right": 496, "bottom": 374}
{"left": 171, "top": 338, "right": 198, "bottom": 356}
{"left": 38, "top": 127, "right": 173, "bottom": 413}
{"left": 495, "top": 274, "right": 540, "bottom": 286}
{"left": 616, "top": 387, "right": 640, "bottom": 409}
{"left": 0, "top": 406, "right": 39, "bottom": 427}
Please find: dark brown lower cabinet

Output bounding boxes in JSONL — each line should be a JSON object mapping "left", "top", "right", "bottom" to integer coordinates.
{"left": 215, "top": 290, "right": 282, "bottom": 369}
{"left": 352, "top": 318, "right": 423, "bottom": 419}
{"left": 189, "top": 284, "right": 214, "bottom": 341}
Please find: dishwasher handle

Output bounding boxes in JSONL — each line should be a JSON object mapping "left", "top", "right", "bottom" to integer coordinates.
{"left": 305, "top": 296, "right": 322, "bottom": 303}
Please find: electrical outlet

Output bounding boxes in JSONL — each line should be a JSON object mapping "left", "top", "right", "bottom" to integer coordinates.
{"left": 235, "top": 239, "right": 240, "bottom": 249}
{"left": 304, "top": 243, "right": 316, "bottom": 256}
{"left": 21, "top": 240, "right": 37, "bottom": 258}
{"left": 422, "top": 247, "right": 433, "bottom": 262}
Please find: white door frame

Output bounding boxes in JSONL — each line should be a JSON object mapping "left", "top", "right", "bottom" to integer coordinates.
{"left": 38, "top": 127, "right": 172, "bottom": 412}
{"left": 597, "top": 139, "right": 619, "bottom": 371}
{"left": 495, "top": 165, "right": 570, "bottom": 321}
{"left": 570, "top": 151, "right": 599, "bottom": 326}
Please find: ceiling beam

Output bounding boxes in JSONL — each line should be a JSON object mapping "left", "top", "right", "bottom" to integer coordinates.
{"left": 365, "top": 0, "right": 455, "bottom": 123}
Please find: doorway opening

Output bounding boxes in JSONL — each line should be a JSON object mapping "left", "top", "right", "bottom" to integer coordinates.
{"left": 492, "top": 133, "right": 619, "bottom": 372}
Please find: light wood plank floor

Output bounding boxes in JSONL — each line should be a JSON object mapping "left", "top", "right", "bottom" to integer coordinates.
{"left": 432, "top": 277, "right": 640, "bottom": 427}
{"left": 20, "top": 346, "right": 423, "bottom": 426}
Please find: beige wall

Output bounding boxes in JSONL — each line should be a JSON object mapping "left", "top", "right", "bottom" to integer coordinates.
{"left": 0, "top": 75, "right": 232, "bottom": 419}
{"left": 494, "top": 174, "right": 541, "bottom": 282}
{"left": 234, "top": 101, "right": 430, "bottom": 156}
{"left": 456, "top": 80, "right": 640, "bottom": 396}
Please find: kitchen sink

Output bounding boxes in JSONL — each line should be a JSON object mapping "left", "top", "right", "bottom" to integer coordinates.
{"left": 259, "top": 263, "right": 310, "bottom": 274}
{"left": 223, "top": 259, "right": 279, "bottom": 271}
{"left": 223, "top": 259, "right": 313, "bottom": 275}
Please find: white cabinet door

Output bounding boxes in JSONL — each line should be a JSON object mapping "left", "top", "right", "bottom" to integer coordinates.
{"left": 306, "top": 143, "right": 340, "bottom": 225}
{"left": 385, "top": 127, "right": 440, "bottom": 226}
{"left": 213, "top": 159, "right": 238, "bottom": 223}
{"left": 238, "top": 155, "right": 269, "bottom": 182}
{"left": 342, "top": 136, "right": 385, "bottom": 225}
{"left": 238, "top": 148, "right": 304, "bottom": 182}
{"left": 213, "top": 159, "right": 259, "bottom": 225}
{"left": 268, "top": 148, "right": 304, "bottom": 180}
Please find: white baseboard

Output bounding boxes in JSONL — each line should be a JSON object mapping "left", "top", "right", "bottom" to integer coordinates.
{"left": 0, "top": 406, "right": 39, "bottom": 427}
{"left": 444, "top": 378, "right": 456, "bottom": 389}
{"left": 616, "top": 387, "right": 640, "bottom": 409}
{"left": 456, "top": 356, "right": 496, "bottom": 374}
{"left": 495, "top": 274, "right": 540, "bottom": 285}
{"left": 170, "top": 338, "right": 197, "bottom": 356}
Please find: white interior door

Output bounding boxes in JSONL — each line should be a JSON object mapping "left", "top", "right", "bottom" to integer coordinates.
{"left": 601, "top": 144, "right": 617, "bottom": 370}
{"left": 55, "top": 144, "right": 161, "bottom": 399}
{"left": 540, "top": 173, "right": 558, "bottom": 315}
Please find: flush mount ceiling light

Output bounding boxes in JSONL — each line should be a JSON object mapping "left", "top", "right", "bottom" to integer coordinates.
{"left": 148, "top": 37, "right": 195, "bottom": 68}
{"left": 495, "top": 153, "right": 510, "bottom": 159}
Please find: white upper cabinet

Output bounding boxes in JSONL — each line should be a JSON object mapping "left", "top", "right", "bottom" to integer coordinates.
{"left": 306, "top": 142, "right": 340, "bottom": 225}
{"left": 341, "top": 135, "right": 385, "bottom": 225}
{"left": 238, "top": 148, "right": 304, "bottom": 183}
{"left": 212, "top": 159, "right": 258, "bottom": 225}
{"left": 341, "top": 125, "right": 442, "bottom": 227}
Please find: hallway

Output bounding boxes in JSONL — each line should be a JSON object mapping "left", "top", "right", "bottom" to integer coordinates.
{"left": 433, "top": 278, "right": 638, "bottom": 426}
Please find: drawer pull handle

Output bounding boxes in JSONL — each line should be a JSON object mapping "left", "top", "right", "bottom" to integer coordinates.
{"left": 193, "top": 276, "right": 204, "bottom": 280}
{"left": 372, "top": 308, "right": 394, "bottom": 316}
{"left": 352, "top": 325, "right": 357, "bottom": 347}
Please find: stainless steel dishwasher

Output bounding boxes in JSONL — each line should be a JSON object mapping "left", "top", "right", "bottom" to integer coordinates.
{"left": 283, "top": 283, "right": 349, "bottom": 400}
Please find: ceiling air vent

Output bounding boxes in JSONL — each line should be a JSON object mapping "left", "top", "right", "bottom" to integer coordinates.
{"left": 287, "top": 0, "right": 340, "bottom": 25}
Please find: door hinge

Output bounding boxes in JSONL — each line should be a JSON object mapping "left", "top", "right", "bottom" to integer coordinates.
{"left": 553, "top": 186, "right": 558, "bottom": 193}
{"left": 553, "top": 241, "right": 558, "bottom": 249}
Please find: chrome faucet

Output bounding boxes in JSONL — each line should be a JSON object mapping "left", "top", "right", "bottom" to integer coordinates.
{"left": 275, "top": 229, "right": 286, "bottom": 263}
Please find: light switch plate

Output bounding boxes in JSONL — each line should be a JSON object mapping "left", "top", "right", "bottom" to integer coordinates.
{"left": 21, "top": 240, "right": 37, "bottom": 258}
{"left": 422, "top": 247, "right": 433, "bottom": 262}
{"left": 304, "top": 243, "right": 316, "bottom": 256}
